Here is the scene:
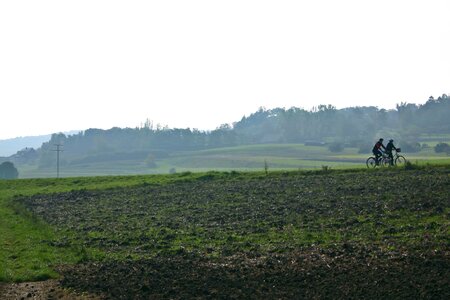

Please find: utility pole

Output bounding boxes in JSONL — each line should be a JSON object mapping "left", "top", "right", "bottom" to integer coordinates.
{"left": 52, "top": 144, "right": 63, "bottom": 178}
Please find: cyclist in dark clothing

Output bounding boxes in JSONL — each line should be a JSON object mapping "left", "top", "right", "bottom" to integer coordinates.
{"left": 385, "top": 139, "right": 399, "bottom": 166}
{"left": 372, "top": 138, "right": 386, "bottom": 165}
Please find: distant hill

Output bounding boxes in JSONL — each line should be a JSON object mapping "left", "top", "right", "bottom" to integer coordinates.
{"left": 0, "top": 131, "right": 80, "bottom": 157}
{"left": 0, "top": 135, "right": 51, "bottom": 157}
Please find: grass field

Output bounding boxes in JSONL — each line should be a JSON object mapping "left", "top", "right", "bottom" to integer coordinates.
{"left": 1, "top": 165, "right": 449, "bottom": 298}
{"left": 17, "top": 143, "right": 450, "bottom": 178}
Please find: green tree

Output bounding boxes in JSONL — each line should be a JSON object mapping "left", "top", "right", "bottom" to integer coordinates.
{"left": 328, "top": 142, "right": 344, "bottom": 153}
{"left": 434, "top": 143, "right": 450, "bottom": 155}
{"left": 0, "top": 161, "right": 19, "bottom": 179}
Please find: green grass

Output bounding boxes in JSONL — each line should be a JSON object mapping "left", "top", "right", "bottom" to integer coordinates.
{"left": 0, "top": 186, "right": 78, "bottom": 282}
{"left": 0, "top": 173, "right": 208, "bottom": 281}
{"left": 2, "top": 165, "right": 449, "bottom": 284}
{"left": 16, "top": 143, "right": 450, "bottom": 178}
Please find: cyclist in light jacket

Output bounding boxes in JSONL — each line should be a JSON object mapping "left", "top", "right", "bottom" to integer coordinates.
{"left": 385, "top": 139, "right": 399, "bottom": 166}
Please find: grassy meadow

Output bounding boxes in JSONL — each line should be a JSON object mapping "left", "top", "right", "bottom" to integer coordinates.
{"left": 16, "top": 142, "right": 450, "bottom": 178}
{"left": 1, "top": 165, "right": 449, "bottom": 298}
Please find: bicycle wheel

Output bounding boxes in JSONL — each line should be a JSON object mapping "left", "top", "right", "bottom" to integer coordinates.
{"left": 366, "top": 157, "right": 377, "bottom": 168}
{"left": 395, "top": 155, "right": 406, "bottom": 166}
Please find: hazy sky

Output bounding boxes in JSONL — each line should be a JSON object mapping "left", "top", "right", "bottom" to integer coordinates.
{"left": 1, "top": 0, "right": 449, "bottom": 140}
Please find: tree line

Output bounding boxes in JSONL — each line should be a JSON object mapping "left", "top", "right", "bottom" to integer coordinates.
{"left": 10, "top": 94, "right": 450, "bottom": 167}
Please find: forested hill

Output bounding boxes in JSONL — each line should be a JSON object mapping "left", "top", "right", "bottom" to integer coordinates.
{"left": 13, "top": 94, "right": 450, "bottom": 166}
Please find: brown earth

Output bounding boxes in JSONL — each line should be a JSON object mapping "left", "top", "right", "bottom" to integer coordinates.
{"left": 59, "top": 248, "right": 450, "bottom": 299}
{"left": 9, "top": 168, "right": 450, "bottom": 299}
{"left": 0, "top": 280, "right": 104, "bottom": 300}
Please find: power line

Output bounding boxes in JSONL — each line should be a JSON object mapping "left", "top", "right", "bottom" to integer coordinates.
{"left": 51, "top": 144, "right": 64, "bottom": 178}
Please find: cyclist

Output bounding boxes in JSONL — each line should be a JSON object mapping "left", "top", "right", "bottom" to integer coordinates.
{"left": 385, "top": 139, "right": 399, "bottom": 166}
{"left": 372, "top": 138, "right": 386, "bottom": 165}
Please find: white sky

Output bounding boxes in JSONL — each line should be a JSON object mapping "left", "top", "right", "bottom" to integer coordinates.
{"left": 1, "top": 0, "right": 449, "bottom": 140}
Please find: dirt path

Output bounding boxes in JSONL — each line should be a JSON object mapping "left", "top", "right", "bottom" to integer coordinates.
{"left": 0, "top": 280, "right": 103, "bottom": 300}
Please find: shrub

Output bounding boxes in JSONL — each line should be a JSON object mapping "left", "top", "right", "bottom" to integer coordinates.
{"left": 328, "top": 142, "right": 344, "bottom": 153}
{"left": 0, "top": 161, "right": 19, "bottom": 179}
{"left": 404, "top": 161, "right": 420, "bottom": 170}
{"left": 321, "top": 165, "right": 331, "bottom": 172}
{"left": 434, "top": 143, "right": 450, "bottom": 154}
{"left": 400, "top": 141, "right": 421, "bottom": 153}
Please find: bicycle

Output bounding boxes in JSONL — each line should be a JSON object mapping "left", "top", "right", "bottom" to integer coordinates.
{"left": 380, "top": 148, "right": 406, "bottom": 167}
{"left": 366, "top": 148, "right": 406, "bottom": 168}
{"left": 366, "top": 153, "right": 383, "bottom": 168}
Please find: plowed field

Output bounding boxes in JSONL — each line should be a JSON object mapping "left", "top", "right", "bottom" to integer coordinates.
{"left": 16, "top": 168, "right": 450, "bottom": 299}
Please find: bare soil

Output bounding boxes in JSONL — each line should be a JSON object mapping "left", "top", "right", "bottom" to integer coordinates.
{"left": 9, "top": 168, "right": 450, "bottom": 299}
{"left": 0, "top": 280, "right": 103, "bottom": 300}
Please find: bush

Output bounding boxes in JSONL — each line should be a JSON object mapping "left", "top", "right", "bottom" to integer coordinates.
{"left": 0, "top": 161, "right": 19, "bottom": 179}
{"left": 404, "top": 161, "right": 420, "bottom": 170}
{"left": 328, "top": 142, "right": 344, "bottom": 153}
{"left": 400, "top": 141, "right": 421, "bottom": 153}
{"left": 321, "top": 165, "right": 331, "bottom": 172}
{"left": 434, "top": 143, "right": 450, "bottom": 154}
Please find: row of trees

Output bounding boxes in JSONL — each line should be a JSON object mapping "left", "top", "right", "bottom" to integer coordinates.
{"left": 233, "top": 95, "right": 449, "bottom": 145}
{"left": 12, "top": 95, "right": 450, "bottom": 167}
